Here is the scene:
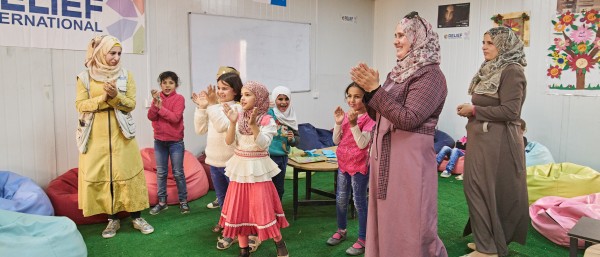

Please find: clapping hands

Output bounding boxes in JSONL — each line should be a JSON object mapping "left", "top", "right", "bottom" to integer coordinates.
{"left": 223, "top": 103, "right": 239, "bottom": 123}
{"left": 192, "top": 85, "right": 219, "bottom": 109}
{"left": 350, "top": 63, "right": 379, "bottom": 92}
{"left": 103, "top": 80, "right": 117, "bottom": 100}
{"left": 191, "top": 91, "right": 208, "bottom": 109}
{"left": 334, "top": 106, "right": 345, "bottom": 125}
{"left": 151, "top": 89, "right": 162, "bottom": 108}
{"left": 335, "top": 106, "right": 359, "bottom": 126}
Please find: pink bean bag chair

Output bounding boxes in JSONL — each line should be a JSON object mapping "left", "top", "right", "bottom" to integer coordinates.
{"left": 45, "top": 168, "right": 129, "bottom": 225}
{"left": 141, "top": 148, "right": 209, "bottom": 205}
{"left": 197, "top": 152, "right": 214, "bottom": 190}
{"left": 437, "top": 156, "right": 465, "bottom": 175}
{"left": 529, "top": 193, "right": 600, "bottom": 248}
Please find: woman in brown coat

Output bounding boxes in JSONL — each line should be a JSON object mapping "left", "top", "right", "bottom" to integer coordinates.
{"left": 456, "top": 27, "right": 529, "bottom": 257}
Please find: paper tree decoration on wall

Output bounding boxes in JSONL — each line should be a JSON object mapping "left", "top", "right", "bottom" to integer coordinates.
{"left": 491, "top": 12, "right": 530, "bottom": 46}
{"left": 547, "top": 9, "right": 600, "bottom": 94}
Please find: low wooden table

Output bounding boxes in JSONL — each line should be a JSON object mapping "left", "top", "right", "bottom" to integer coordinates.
{"left": 567, "top": 216, "right": 600, "bottom": 257}
{"left": 287, "top": 146, "right": 339, "bottom": 220}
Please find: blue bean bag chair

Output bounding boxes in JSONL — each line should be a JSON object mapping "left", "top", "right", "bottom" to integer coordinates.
{"left": 0, "top": 171, "right": 53, "bottom": 216}
{"left": 525, "top": 141, "right": 556, "bottom": 167}
{"left": 0, "top": 209, "right": 87, "bottom": 257}
{"left": 434, "top": 129, "right": 455, "bottom": 153}
{"left": 297, "top": 123, "right": 335, "bottom": 150}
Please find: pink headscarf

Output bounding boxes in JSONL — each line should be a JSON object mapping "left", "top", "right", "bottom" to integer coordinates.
{"left": 390, "top": 13, "right": 441, "bottom": 84}
{"left": 84, "top": 35, "right": 122, "bottom": 82}
{"left": 238, "top": 81, "right": 270, "bottom": 135}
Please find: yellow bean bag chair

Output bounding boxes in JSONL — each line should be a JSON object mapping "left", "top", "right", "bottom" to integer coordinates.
{"left": 527, "top": 162, "right": 600, "bottom": 204}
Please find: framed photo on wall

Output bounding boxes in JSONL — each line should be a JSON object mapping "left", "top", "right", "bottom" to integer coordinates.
{"left": 557, "top": 0, "right": 600, "bottom": 13}
{"left": 437, "top": 3, "right": 470, "bottom": 28}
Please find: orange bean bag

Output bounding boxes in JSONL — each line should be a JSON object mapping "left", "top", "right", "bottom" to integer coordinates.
{"left": 45, "top": 168, "right": 129, "bottom": 225}
{"left": 140, "top": 148, "right": 209, "bottom": 205}
{"left": 437, "top": 156, "right": 465, "bottom": 174}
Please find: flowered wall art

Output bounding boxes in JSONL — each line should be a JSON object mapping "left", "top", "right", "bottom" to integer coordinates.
{"left": 491, "top": 12, "right": 530, "bottom": 46}
{"left": 547, "top": 9, "right": 600, "bottom": 95}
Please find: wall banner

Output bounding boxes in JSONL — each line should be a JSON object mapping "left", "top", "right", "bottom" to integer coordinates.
{"left": 0, "top": 0, "right": 145, "bottom": 54}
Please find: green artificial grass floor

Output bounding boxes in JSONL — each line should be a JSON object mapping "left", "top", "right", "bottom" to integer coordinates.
{"left": 78, "top": 173, "right": 574, "bottom": 257}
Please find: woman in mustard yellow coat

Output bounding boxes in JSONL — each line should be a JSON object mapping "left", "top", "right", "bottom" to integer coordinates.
{"left": 75, "top": 35, "right": 153, "bottom": 238}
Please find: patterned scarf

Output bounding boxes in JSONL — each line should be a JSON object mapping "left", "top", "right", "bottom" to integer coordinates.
{"left": 270, "top": 86, "right": 298, "bottom": 131}
{"left": 84, "top": 35, "right": 122, "bottom": 82}
{"left": 389, "top": 15, "right": 441, "bottom": 84}
{"left": 468, "top": 27, "right": 527, "bottom": 97}
{"left": 238, "top": 81, "right": 270, "bottom": 135}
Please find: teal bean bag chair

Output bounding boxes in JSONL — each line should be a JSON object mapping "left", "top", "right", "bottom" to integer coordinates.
{"left": 526, "top": 162, "right": 600, "bottom": 204}
{"left": 0, "top": 170, "right": 54, "bottom": 216}
{"left": 0, "top": 209, "right": 87, "bottom": 257}
{"left": 525, "top": 141, "right": 555, "bottom": 167}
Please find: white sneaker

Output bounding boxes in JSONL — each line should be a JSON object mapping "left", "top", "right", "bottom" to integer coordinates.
{"left": 206, "top": 198, "right": 220, "bottom": 209}
{"left": 102, "top": 219, "right": 120, "bottom": 238}
{"left": 456, "top": 174, "right": 464, "bottom": 180}
{"left": 132, "top": 218, "right": 154, "bottom": 234}
{"left": 440, "top": 171, "right": 451, "bottom": 178}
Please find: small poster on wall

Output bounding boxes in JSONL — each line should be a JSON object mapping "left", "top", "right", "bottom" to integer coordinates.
{"left": 437, "top": 3, "right": 470, "bottom": 28}
{"left": 557, "top": 0, "right": 600, "bottom": 14}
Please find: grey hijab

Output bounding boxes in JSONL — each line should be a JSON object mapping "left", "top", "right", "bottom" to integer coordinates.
{"left": 468, "top": 27, "right": 527, "bottom": 97}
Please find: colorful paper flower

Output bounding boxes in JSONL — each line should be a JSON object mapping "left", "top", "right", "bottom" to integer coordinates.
{"left": 569, "top": 25, "right": 594, "bottom": 43}
{"left": 568, "top": 54, "right": 595, "bottom": 73}
{"left": 577, "top": 43, "right": 589, "bottom": 53}
{"left": 581, "top": 9, "right": 598, "bottom": 24}
{"left": 560, "top": 11, "right": 575, "bottom": 25}
{"left": 547, "top": 65, "right": 562, "bottom": 78}
{"left": 554, "top": 22, "right": 567, "bottom": 33}
{"left": 554, "top": 55, "right": 568, "bottom": 68}
{"left": 554, "top": 38, "right": 568, "bottom": 51}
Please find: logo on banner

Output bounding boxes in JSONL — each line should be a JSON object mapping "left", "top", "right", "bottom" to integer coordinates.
{"left": 0, "top": 0, "right": 145, "bottom": 53}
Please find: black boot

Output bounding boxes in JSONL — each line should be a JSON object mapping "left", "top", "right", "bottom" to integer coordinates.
{"left": 238, "top": 246, "right": 250, "bottom": 257}
{"left": 275, "top": 240, "right": 289, "bottom": 257}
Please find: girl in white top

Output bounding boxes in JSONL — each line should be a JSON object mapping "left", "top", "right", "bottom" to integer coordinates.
{"left": 192, "top": 66, "right": 243, "bottom": 249}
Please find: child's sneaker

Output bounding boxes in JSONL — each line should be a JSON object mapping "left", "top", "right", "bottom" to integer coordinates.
{"left": 440, "top": 170, "right": 452, "bottom": 178}
{"left": 206, "top": 198, "right": 220, "bottom": 209}
{"left": 180, "top": 202, "right": 190, "bottom": 214}
{"left": 149, "top": 203, "right": 168, "bottom": 215}
{"left": 346, "top": 240, "right": 366, "bottom": 256}
{"left": 132, "top": 217, "right": 154, "bottom": 234}
{"left": 326, "top": 230, "right": 347, "bottom": 246}
{"left": 456, "top": 174, "right": 464, "bottom": 180}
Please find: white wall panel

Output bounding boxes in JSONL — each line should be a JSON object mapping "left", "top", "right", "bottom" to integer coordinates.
{"left": 0, "top": 47, "right": 55, "bottom": 187}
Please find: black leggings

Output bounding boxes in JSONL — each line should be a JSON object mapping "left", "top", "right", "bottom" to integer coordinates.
{"left": 109, "top": 211, "right": 141, "bottom": 220}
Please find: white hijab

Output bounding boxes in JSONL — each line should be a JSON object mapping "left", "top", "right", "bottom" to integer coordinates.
{"left": 270, "top": 86, "right": 298, "bottom": 131}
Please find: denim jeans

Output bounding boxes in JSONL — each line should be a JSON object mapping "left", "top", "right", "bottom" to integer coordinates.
{"left": 210, "top": 166, "right": 229, "bottom": 208}
{"left": 155, "top": 140, "right": 187, "bottom": 202}
{"left": 270, "top": 155, "right": 288, "bottom": 200}
{"left": 336, "top": 170, "right": 369, "bottom": 240}
{"left": 436, "top": 145, "right": 464, "bottom": 172}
